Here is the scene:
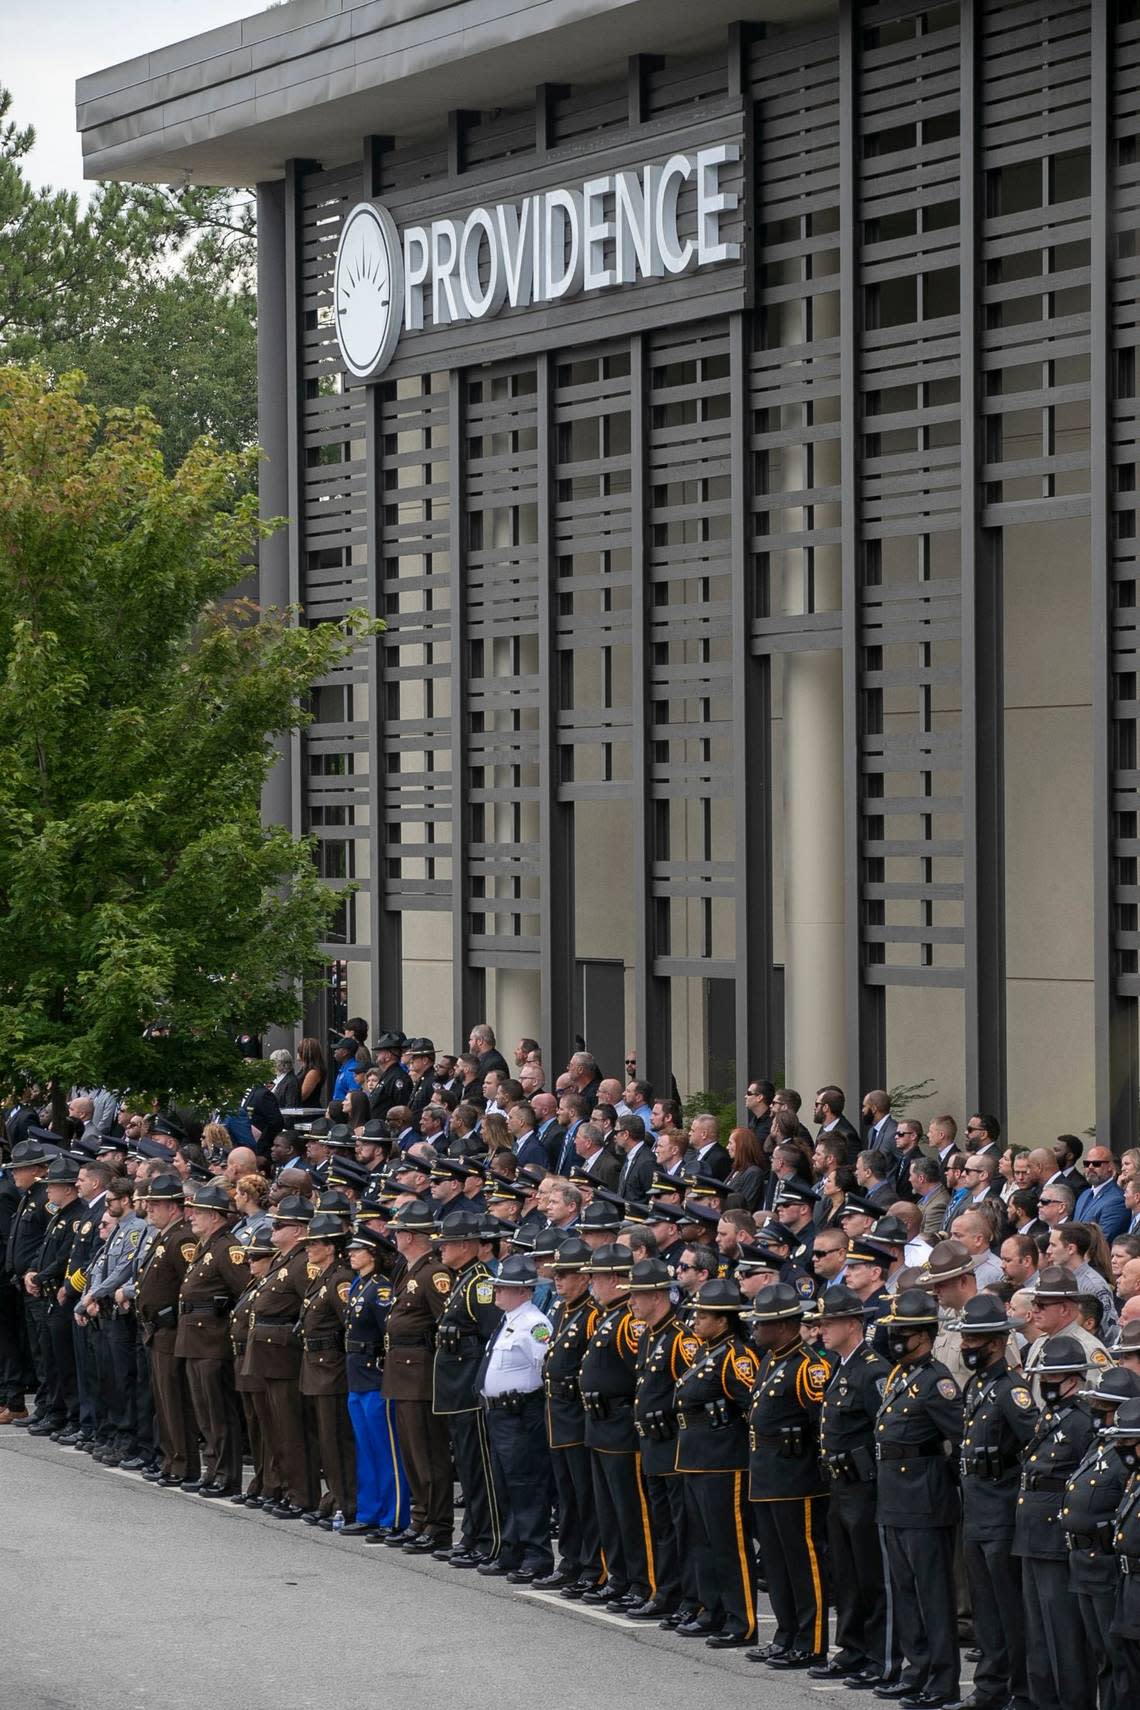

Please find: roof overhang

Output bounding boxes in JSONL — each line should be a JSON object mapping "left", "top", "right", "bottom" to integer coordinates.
{"left": 78, "top": 0, "right": 836, "bottom": 187}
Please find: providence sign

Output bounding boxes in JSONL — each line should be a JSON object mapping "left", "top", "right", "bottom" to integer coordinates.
{"left": 334, "top": 141, "right": 744, "bottom": 382}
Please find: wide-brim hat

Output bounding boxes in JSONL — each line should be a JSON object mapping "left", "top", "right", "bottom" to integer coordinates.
{"left": 628, "top": 1258, "right": 674, "bottom": 1292}
{"left": 45, "top": 1156, "right": 81, "bottom": 1185}
{"left": 746, "top": 1281, "right": 806, "bottom": 1322}
{"left": 349, "top": 1226, "right": 396, "bottom": 1256}
{"left": 317, "top": 1188, "right": 353, "bottom": 1215}
{"left": 8, "top": 1136, "right": 59, "bottom": 1168}
{"left": 1036, "top": 1333, "right": 1089, "bottom": 1375}
{"left": 1082, "top": 1368, "right": 1140, "bottom": 1408}
{"left": 300, "top": 1212, "right": 349, "bottom": 1242}
{"left": 580, "top": 1202, "right": 623, "bottom": 1231}
{"left": 437, "top": 1209, "right": 484, "bottom": 1242}
{"left": 144, "top": 1172, "right": 186, "bottom": 1201}
{"left": 268, "top": 1194, "right": 315, "bottom": 1224}
{"left": 917, "top": 1239, "right": 974, "bottom": 1286}
{"left": 878, "top": 1287, "right": 940, "bottom": 1329}
{"left": 389, "top": 1199, "right": 439, "bottom": 1235}
{"left": 494, "top": 1254, "right": 540, "bottom": 1288}
{"left": 533, "top": 1227, "right": 569, "bottom": 1259}
{"left": 691, "top": 1278, "right": 747, "bottom": 1314}
{"left": 816, "top": 1284, "right": 871, "bottom": 1321}
{"left": 186, "top": 1182, "right": 233, "bottom": 1215}
{"left": 1033, "top": 1265, "right": 1081, "bottom": 1302}
{"left": 1098, "top": 1397, "right": 1140, "bottom": 1438}
{"left": 581, "top": 1243, "right": 634, "bottom": 1275}
{"left": 323, "top": 1124, "right": 357, "bottom": 1152}
{"left": 950, "top": 1294, "right": 1025, "bottom": 1335}
{"left": 358, "top": 1119, "right": 392, "bottom": 1143}
{"left": 548, "top": 1237, "right": 593, "bottom": 1272}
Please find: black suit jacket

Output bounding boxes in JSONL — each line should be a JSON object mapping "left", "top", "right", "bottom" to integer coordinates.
{"left": 682, "top": 1143, "right": 732, "bottom": 1183}
{"left": 583, "top": 1148, "right": 622, "bottom": 1190}
{"left": 273, "top": 1072, "right": 302, "bottom": 1110}
{"left": 617, "top": 1143, "right": 655, "bottom": 1202}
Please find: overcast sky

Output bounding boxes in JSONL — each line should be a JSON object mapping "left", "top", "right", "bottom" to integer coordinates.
{"left": 3, "top": 0, "right": 263, "bottom": 196}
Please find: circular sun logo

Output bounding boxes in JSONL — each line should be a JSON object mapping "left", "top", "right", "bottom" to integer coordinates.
{"left": 334, "top": 202, "right": 405, "bottom": 379}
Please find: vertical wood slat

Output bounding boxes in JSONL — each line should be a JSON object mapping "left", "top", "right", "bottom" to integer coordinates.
{"left": 449, "top": 370, "right": 479, "bottom": 1041}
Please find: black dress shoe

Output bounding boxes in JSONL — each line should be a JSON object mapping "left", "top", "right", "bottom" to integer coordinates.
{"left": 180, "top": 1480, "right": 203, "bottom": 1494}
{"left": 847, "top": 1674, "right": 888, "bottom": 1691}
{"left": 659, "top": 1611, "right": 684, "bottom": 1630}
{"left": 812, "top": 1661, "right": 864, "bottom": 1680}
{"left": 448, "top": 1550, "right": 485, "bottom": 1569}
{"left": 533, "top": 1568, "right": 576, "bottom": 1590}
{"left": 506, "top": 1568, "right": 538, "bottom": 1584}
{"left": 157, "top": 1475, "right": 182, "bottom": 1488}
{"left": 340, "top": 1522, "right": 373, "bottom": 1536}
{"left": 142, "top": 1467, "right": 164, "bottom": 1482}
{"left": 901, "top": 1695, "right": 951, "bottom": 1709}
{"left": 964, "top": 1651, "right": 983, "bottom": 1666}
{"left": 476, "top": 1560, "right": 512, "bottom": 1576}
{"left": 707, "top": 1631, "right": 755, "bottom": 1650}
{"left": 198, "top": 1483, "right": 228, "bottom": 1498}
{"left": 746, "top": 1644, "right": 788, "bottom": 1664}
{"left": 271, "top": 1502, "right": 306, "bottom": 1519}
{"left": 384, "top": 1528, "right": 419, "bottom": 1548}
{"left": 768, "top": 1652, "right": 827, "bottom": 1671}
{"left": 581, "top": 1584, "right": 621, "bottom": 1605}
{"left": 676, "top": 1617, "right": 720, "bottom": 1638}
{"left": 943, "top": 1698, "right": 1006, "bottom": 1710}
{"left": 610, "top": 1592, "right": 642, "bottom": 1610}
{"left": 874, "top": 1687, "right": 916, "bottom": 1701}
{"left": 431, "top": 1543, "right": 456, "bottom": 1561}
{"left": 560, "top": 1582, "right": 587, "bottom": 1600}
{"left": 404, "top": 1533, "right": 444, "bottom": 1555}
{"left": 301, "top": 1510, "right": 322, "bottom": 1525}
{"left": 363, "top": 1529, "right": 389, "bottom": 1543}
{"left": 625, "top": 1599, "right": 676, "bottom": 1622}
{"left": 229, "top": 1493, "right": 250, "bottom": 1505}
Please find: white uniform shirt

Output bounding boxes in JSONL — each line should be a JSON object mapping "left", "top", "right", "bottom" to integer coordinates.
{"left": 480, "top": 1300, "right": 553, "bottom": 1399}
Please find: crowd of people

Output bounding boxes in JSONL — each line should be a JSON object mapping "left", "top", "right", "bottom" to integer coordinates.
{"left": 4, "top": 1020, "right": 1140, "bottom": 1709}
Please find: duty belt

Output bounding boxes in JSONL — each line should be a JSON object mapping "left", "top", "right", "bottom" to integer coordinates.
{"left": 1066, "top": 1531, "right": 1101, "bottom": 1551}
{"left": 304, "top": 1332, "right": 341, "bottom": 1353}
{"left": 253, "top": 1313, "right": 296, "bottom": 1326}
{"left": 389, "top": 1334, "right": 433, "bottom": 1349}
{"left": 486, "top": 1389, "right": 542, "bottom": 1411}
{"left": 1021, "top": 1472, "right": 1068, "bottom": 1492}
{"left": 875, "top": 1441, "right": 945, "bottom": 1461}
{"left": 178, "top": 1300, "right": 229, "bottom": 1318}
{"left": 1120, "top": 1555, "right": 1140, "bottom": 1575}
{"left": 346, "top": 1338, "right": 382, "bottom": 1355}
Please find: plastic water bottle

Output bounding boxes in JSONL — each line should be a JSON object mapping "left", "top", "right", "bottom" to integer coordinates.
{"left": 332, "top": 1510, "right": 344, "bottom": 1532}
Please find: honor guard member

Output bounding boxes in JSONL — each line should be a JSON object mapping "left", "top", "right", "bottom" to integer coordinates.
{"left": 815, "top": 1285, "right": 899, "bottom": 1689}
{"left": 8, "top": 1136, "right": 54, "bottom": 1428}
{"left": 29, "top": 1154, "right": 88, "bottom": 1439}
{"left": 242, "top": 1194, "right": 318, "bottom": 1519}
{"left": 477, "top": 1254, "right": 555, "bottom": 1583}
{"left": 1103, "top": 1397, "right": 1140, "bottom": 1704}
{"left": 746, "top": 1282, "right": 831, "bottom": 1668}
{"left": 541, "top": 1237, "right": 602, "bottom": 1597}
{"left": 577, "top": 1199, "right": 624, "bottom": 1251}
{"left": 1022, "top": 1266, "right": 1112, "bottom": 1402}
{"left": 298, "top": 1212, "right": 356, "bottom": 1526}
{"left": 134, "top": 1173, "right": 200, "bottom": 1487}
{"left": 406, "top": 1039, "right": 438, "bottom": 1127}
{"left": 773, "top": 1183, "right": 819, "bottom": 1267}
{"left": 630, "top": 1256, "right": 700, "bottom": 1624}
{"left": 874, "top": 1288, "right": 964, "bottom": 1710}
{"left": 1012, "top": 1334, "right": 1097, "bottom": 1710}
{"left": 370, "top": 1031, "right": 413, "bottom": 1120}
{"left": 577, "top": 1243, "right": 656, "bottom": 1609}
{"left": 84, "top": 1181, "right": 146, "bottom": 1466}
{"left": 381, "top": 1199, "right": 454, "bottom": 1554}
{"left": 176, "top": 1180, "right": 249, "bottom": 1496}
{"left": 432, "top": 1207, "right": 504, "bottom": 1568}
{"left": 229, "top": 1230, "right": 281, "bottom": 1508}
{"left": 673, "top": 1277, "right": 757, "bottom": 1648}
{"left": 950, "top": 1293, "right": 1040, "bottom": 1710}
{"left": 61, "top": 1161, "right": 111, "bottom": 1448}
{"left": 1062, "top": 1368, "right": 1140, "bottom": 1710}
{"left": 341, "top": 1226, "right": 409, "bottom": 1541}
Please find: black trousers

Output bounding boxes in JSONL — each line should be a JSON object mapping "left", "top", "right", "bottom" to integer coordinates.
{"left": 965, "top": 1533, "right": 1026, "bottom": 1705}
{"left": 752, "top": 1496, "right": 829, "bottom": 1656}
{"left": 1109, "top": 1638, "right": 1140, "bottom": 1710}
{"left": 883, "top": 1525, "right": 959, "bottom": 1700}
{"left": 105, "top": 1313, "right": 139, "bottom": 1454}
{"left": 829, "top": 1485, "right": 899, "bottom": 1676}
{"left": 85, "top": 1322, "right": 113, "bottom": 1441}
{"left": 23, "top": 1295, "right": 50, "bottom": 1415}
{"left": 46, "top": 1302, "right": 78, "bottom": 1426}
{"left": 1021, "top": 1557, "right": 1094, "bottom": 1710}
{"left": 133, "top": 1329, "right": 158, "bottom": 1464}
{"left": 590, "top": 1448, "right": 655, "bottom": 1601}
{"left": 1074, "top": 1571, "right": 1118, "bottom": 1710}
{"left": 643, "top": 1469, "right": 684, "bottom": 1607}
{"left": 397, "top": 1399, "right": 454, "bottom": 1540}
{"left": 550, "top": 1442, "right": 600, "bottom": 1582}
{"left": 684, "top": 1470, "right": 757, "bottom": 1639}
{"left": 0, "top": 1279, "right": 31, "bottom": 1406}
{"left": 447, "top": 1407, "right": 502, "bottom": 1558}
{"left": 485, "top": 1395, "right": 554, "bottom": 1573}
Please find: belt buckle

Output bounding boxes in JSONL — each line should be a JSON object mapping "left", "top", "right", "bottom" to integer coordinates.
{"left": 874, "top": 1444, "right": 882, "bottom": 1462}
{"left": 1123, "top": 1557, "right": 1132, "bottom": 1577}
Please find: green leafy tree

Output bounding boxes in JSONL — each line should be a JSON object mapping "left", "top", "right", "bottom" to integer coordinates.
{"left": 0, "top": 365, "right": 366, "bottom": 1114}
{"left": 0, "top": 86, "right": 257, "bottom": 468}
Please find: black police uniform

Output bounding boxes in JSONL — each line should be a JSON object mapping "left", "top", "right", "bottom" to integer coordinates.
{"left": 634, "top": 1309, "right": 701, "bottom": 1615}
{"left": 543, "top": 1290, "right": 602, "bottom": 1590}
{"left": 346, "top": 1268, "right": 408, "bottom": 1531}
{"left": 875, "top": 1355, "right": 964, "bottom": 1701}
{"left": 1111, "top": 1470, "right": 1140, "bottom": 1703}
{"left": 1064, "top": 1427, "right": 1131, "bottom": 1710}
{"left": 674, "top": 1332, "right": 758, "bottom": 1640}
{"left": 1012, "top": 1396, "right": 1097, "bottom": 1710}
{"left": 33, "top": 1195, "right": 88, "bottom": 1430}
{"left": 6, "top": 1177, "right": 51, "bottom": 1418}
{"left": 63, "top": 1194, "right": 108, "bottom": 1442}
{"left": 370, "top": 1063, "right": 413, "bottom": 1121}
{"left": 432, "top": 1259, "right": 504, "bottom": 1562}
{"left": 748, "top": 1334, "right": 831, "bottom": 1660}
{"left": 578, "top": 1298, "right": 655, "bottom": 1603}
{"left": 959, "top": 1360, "right": 1038, "bottom": 1709}
{"left": 820, "top": 1341, "right": 899, "bottom": 1682}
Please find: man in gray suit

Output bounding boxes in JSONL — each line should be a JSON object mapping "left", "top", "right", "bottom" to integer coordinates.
{"left": 911, "top": 1156, "right": 950, "bottom": 1241}
{"left": 861, "top": 1089, "right": 898, "bottom": 1167}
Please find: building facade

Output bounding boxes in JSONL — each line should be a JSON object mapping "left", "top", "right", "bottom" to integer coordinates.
{"left": 79, "top": 0, "right": 1140, "bottom": 1144}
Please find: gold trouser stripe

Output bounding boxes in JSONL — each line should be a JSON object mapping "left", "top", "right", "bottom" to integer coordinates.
{"left": 633, "top": 1457, "right": 657, "bottom": 1598}
{"left": 803, "top": 1495, "right": 824, "bottom": 1655}
{"left": 733, "top": 1470, "right": 756, "bottom": 1637}
{"left": 385, "top": 1402, "right": 405, "bottom": 1534}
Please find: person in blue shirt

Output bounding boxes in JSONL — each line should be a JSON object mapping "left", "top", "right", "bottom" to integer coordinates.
{"left": 1073, "top": 1146, "right": 1128, "bottom": 1240}
{"left": 339, "top": 1227, "right": 410, "bottom": 1541}
{"left": 331, "top": 1037, "right": 362, "bottom": 1105}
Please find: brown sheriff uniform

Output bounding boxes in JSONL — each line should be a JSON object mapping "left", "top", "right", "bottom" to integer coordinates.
{"left": 231, "top": 1271, "right": 280, "bottom": 1504}
{"left": 300, "top": 1260, "right": 356, "bottom": 1520}
{"left": 135, "top": 1216, "right": 199, "bottom": 1483}
{"left": 241, "top": 1247, "right": 318, "bottom": 1512}
{"left": 381, "top": 1250, "right": 454, "bottom": 1543}
{"left": 175, "top": 1228, "right": 250, "bottom": 1491}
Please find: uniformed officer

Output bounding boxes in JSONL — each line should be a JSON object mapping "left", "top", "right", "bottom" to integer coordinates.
{"left": 949, "top": 1292, "right": 1039, "bottom": 1710}
{"left": 242, "top": 1193, "right": 318, "bottom": 1518}
{"left": 1022, "top": 1267, "right": 1113, "bottom": 1402}
{"left": 27, "top": 1154, "right": 88, "bottom": 1439}
{"left": 134, "top": 1172, "right": 200, "bottom": 1487}
{"left": 1103, "top": 1397, "right": 1140, "bottom": 1703}
{"left": 541, "top": 1236, "right": 602, "bottom": 1597}
{"left": 673, "top": 1276, "right": 757, "bottom": 1647}
{"left": 381, "top": 1198, "right": 454, "bottom": 1553}
{"left": 340, "top": 1225, "right": 409, "bottom": 1541}
{"left": 746, "top": 1281, "right": 831, "bottom": 1668}
{"left": 176, "top": 1180, "right": 249, "bottom": 1496}
{"left": 873, "top": 1288, "right": 964, "bottom": 1709}
{"left": 229, "top": 1229, "right": 281, "bottom": 1509}
{"left": 62, "top": 1160, "right": 111, "bottom": 1449}
{"left": 432, "top": 1207, "right": 504, "bottom": 1568}
{"left": 477, "top": 1253, "right": 554, "bottom": 1583}
{"left": 7, "top": 1136, "right": 54, "bottom": 1428}
{"left": 1012, "top": 1334, "right": 1097, "bottom": 1710}
{"left": 298, "top": 1211, "right": 356, "bottom": 1526}
{"left": 577, "top": 1242, "right": 655, "bottom": 1609}
{"left": 630, "top": 1255, "right": 700, "bottom": 1623}
{"left": 370, "top": 1031, "right": 413, "bottom": 1120}
{"left": 1063, "top": 1367, "right": 1140, "bottom": 1710}
{"left": 815, "top": 1284, "right": 899, "bottom": 1688}
{"left": 82, "top": 1179, "right": 146, "bottom": 1466}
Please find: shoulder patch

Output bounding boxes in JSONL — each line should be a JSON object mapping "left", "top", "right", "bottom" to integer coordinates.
{"left": 797, "top": 1277, "right": 815, "bottom": 1300}
{"left": 531, "top": 1324, "right": 551, "bottom": 1343}
{"left": 681, "top": 1337, "right": 701, "bottom": 1359}
{"left": 337, "top": 1280, "right": 351, "bottom": 1304}
{"left": 875, "top": 1376, "right": 889, "bottom": 1398}
{"left": 808, "top": 1364, "right": 829, "bottom": 1388}
{"left": 937, "top": 1377, "right": 959, "bottom": 1400}
{"left": 80, "top": 1221, "right": 92, "bottom": 1236}
{"left": 433, "top": 1274, "right": 452, "bottom": 1295}
{"left": 1011, "top": 1387, "right": 1034, "bottom": 1411}
{"left": 228, "top": 1246, "right": 247, "bottom": 1265}
{"left": 476, "top": 1280, "right": 495, "bottom": 1305}
{"left": 626, "top": 1317, "right": 645, "bottom": 1341}
{"left": 1091, "top": 1349, "right": 1110, "bottom": 1368}
{"left": 734, "top": 1353, "right": 756, "bottom": 1384}
{"left": 180, "top": 1242, "right": 197, "bottom": 1263}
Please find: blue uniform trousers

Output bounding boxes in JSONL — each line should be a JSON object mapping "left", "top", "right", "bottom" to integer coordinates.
{"left": 348, "top": 1389, "right": 410, "bottom": 1530}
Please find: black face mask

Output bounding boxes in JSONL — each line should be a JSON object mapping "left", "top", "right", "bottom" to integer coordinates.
{"left": 887, "top": 1332, "right": 916, "bottom": 1363}
{"left": 1041, "top": 1381, "right": 1068, "bottom": 1408}
{"left": 961, "top": 1347, "right": 986, "bottom": 1372}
